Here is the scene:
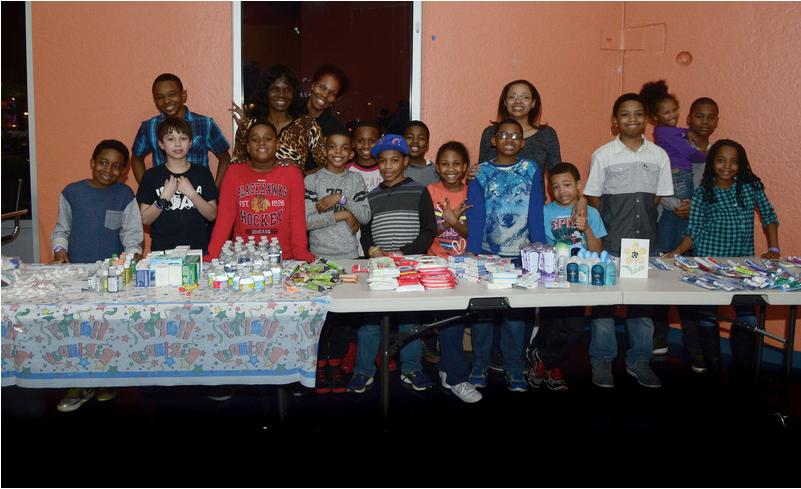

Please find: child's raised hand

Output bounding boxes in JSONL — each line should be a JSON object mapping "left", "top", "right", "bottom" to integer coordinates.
{"left": 175, "top": 176, "right": 197, "bottom": 197}
{"left": 439, "top": 197, "right": 471, "bottom": 226}
{"left": 162, "top": 175, "right": 179, "bottom": 200}
{"left": 316, "top": 193, "right": 342, "bottom": 213}
{"left": 573, "top": 213, "right": 588, "bottom": 232}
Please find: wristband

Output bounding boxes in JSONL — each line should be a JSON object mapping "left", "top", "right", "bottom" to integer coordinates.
{"left": 339, "top": 195, "right": 347, "bottom": 205}
{"left": 768, "top": 247, "right": 780, "bottom": 254}
{"left": 369, "top": 246, "right": 381, "bottom": 257}
{"left": 153, "top": 199, "right": 163, "bottom": 210}
{"left": 53, "top": 246, "right": 65, "bottom": 255}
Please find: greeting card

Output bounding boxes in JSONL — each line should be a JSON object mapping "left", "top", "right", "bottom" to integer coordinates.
{"left": 619, "top": 238, "right": 649, "bottom": 278}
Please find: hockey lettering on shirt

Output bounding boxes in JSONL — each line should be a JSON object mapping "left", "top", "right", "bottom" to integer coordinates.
{"left": 238, "top": 179, "right": 288, "bottom": 234}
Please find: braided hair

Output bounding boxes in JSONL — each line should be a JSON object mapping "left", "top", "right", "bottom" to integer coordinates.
{"left": 700, "top": 139, "right": 764, "bottom": 206}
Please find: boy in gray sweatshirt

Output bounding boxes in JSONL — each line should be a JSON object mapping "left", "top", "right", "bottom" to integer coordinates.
{"left": 304, "top": 130, "right": 371, "bottom": 260}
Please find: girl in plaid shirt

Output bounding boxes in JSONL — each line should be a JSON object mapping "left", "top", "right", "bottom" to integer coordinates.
{"left": 665, "top": 139, "right": 780, "bottom": 381}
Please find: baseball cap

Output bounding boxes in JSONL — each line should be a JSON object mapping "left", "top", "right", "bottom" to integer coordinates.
{"left": 370, "top": 134, "right": 409, "bottom": 158}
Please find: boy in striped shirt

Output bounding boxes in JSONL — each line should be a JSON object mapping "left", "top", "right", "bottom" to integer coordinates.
{"left": 347, "top": 134, "right": 437, "bottom": 393}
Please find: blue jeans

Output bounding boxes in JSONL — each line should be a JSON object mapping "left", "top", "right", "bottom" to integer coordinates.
{"left": 354, "top": 311, "right": 422, "bottom": 378}
{"left": 590, "top": 305, "right": 654, "bottom": 367}
{"left": 657, "top": 168, "right": 693, "bottom": 252}
{"left": 437, "top": 322, "right": 469, "bottom": 385}
{"left": 471, "top": 309, "right": 530, "bottom": 373}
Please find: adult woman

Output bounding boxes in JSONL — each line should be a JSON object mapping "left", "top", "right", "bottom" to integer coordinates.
{"left": 477, "top": 80, "right": 561, "bottom": 198}
{"left": 231, "top": 64, "right": 326, "bottom": 173}
{"left": 301, "top": 64, "right": 350, "bottom": 172}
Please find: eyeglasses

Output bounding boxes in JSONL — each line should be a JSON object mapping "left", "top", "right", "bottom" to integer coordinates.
{"left": 495, "top": 132, "right": 523, "bottom": 140}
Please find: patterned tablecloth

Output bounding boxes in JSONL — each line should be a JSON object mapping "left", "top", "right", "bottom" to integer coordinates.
{"left": 1, "top": 264, "right": 330, "bottom": 388}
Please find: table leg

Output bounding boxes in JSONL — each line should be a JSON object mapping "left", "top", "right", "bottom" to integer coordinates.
{"left": 755, "top": 304, "right": 767, "bottom": 381}
{"left": 777, "top": 305, "right": 796, "bottom": 426}
{"left": 380, "top": 313, "right": 390, "bottom": 422}
{"left": 277, "top": 385, "right": 287, "bottom": 423}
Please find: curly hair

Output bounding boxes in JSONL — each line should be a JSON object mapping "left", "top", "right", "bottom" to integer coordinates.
{"left": 700, "top": 139, "right": 764, "bottom": 206}
{"left": 639, "top": 80, "right": 678, "bottom": 119}
{"left": 249, "top": 64, "right": 306, "bottom": 119}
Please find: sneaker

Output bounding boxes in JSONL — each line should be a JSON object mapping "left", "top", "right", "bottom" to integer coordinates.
{"left": 626, "top": 360, "right": 662, "bottom": 388}
{"left": 690, "top": 352, "right": 707, "bottom": 374}
{"left": 653, "top": 336, "right": 668, "bottom": 355}
{"left": 506, "top": 371, "right": 528, "bottom": 392}
{"left": 57, "top": 388, "right": 95, "bottom": 412}
{"left": 439, "top": 372, "right": 482, "bottom": 403}
{"left": 544, "top": 368, "right": 568, "bottom": 391}
{"left": 96, "top": 388, "right": 117, "bottom": 401}
{"left": 422, "top": 338, "right": 441, "bottom": 364}
{"left": 401, "top": 370, "right": 434, "bottom": 391}
{"left": 347, "top": 373, "right": 373, "bottom": 393}
{"left": 469, "top": 366, "right": 488, "bottom": 388}
{"left": 341, "top": 342, "right": 357, "bottom": 374}
{"left": 375, "top": 350, "right": 398, "bottom": 372}
{"left": 315, "top": 360, "right": 330, "bottom": 394}
{"left": 208, "top": 386, "right": 233, "bottom": 401}
{"left": 527, "top": 358, "right": 547, "bottom": 389}
{"left": 329, "top": 359, "right": 347, "bottom": 394}
{"left": 592, "top": 360, "right": 615, "bottom": 388}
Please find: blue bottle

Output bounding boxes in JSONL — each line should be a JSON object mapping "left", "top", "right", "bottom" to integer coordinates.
{"left": 578, "top": 257, "right": 590, "bottom": 285}
{"left": 566, "top": 257, "right": 580, "bottom": 283}
{"left": 591, "top": 259, "right": 605, "bottom": 286}
{"left": 604, "top": 258, "right": 617, "bottom": 286}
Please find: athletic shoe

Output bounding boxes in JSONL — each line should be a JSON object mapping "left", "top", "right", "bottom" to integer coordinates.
{"left": 401, "top": 370, "right": 434, "bottom": 391}
{"left": 347, "top": 373, "right": 373, "bottom": 394}
{"left": 57, "top": 388, "right": 95, "bottom": 412}
{"left": 592, "top": 360, "right": 615, "bottom": 388}
{"left": 690, "top": 352, "right": 707, "bottom": 374}
{"left": 315, "top": 360, "right": 330, "bottom": 394}
{"left": 544, "top": 368, "right": 568, "bottom": 391}
{"left": 208, "top": 386, "right": 233, "bottom": 401}
{"left": 506, "top": 371, "right": 528, "bottom": 392}
{"left": 626, "top": 361, "right": 662, "bottom": 388}
{"left": 527, "top": 356, "right": 547, "bottom": 389}
{"left": 653, "top": 336, "right": 668, "bottom": 355}
{"left": 439, "top": 372, "right": 482, "bottom": 403}
{"left": 96, "top": 388, "right": 117, "bottom": 401}
{"left": 341, "top": 342, "right": 357, "bottom": 374}
{"left": 329, "top": 359, "right": 347, "bottom": 394}
{"left": 490, "top": 350, "right": 504, "bottom": 373}
{"left": 422, "top": 338, "right": 441, "bottom": 364}
{"left": 469, "top": 366, "right": 488, "bottom": 388}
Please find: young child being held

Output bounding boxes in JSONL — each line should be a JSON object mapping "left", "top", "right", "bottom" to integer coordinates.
{"left": 639, "top": 80, "right": 709, "bottom": 254}
{"left": 50, "top": 139, "right": 144, "bottom": 412}
{"left": 207, "top": 119, "right": 314, "bottom": 261}
{"left": 137, "top": 117, "right": 219, "bottom": 255}
{"left": 465, "top": 118, "right": 546, "bottom": 393}
{"left": 347, "top": 134, "right": 437, "bottom": 394}
{"left": 583, "top": 93, "right": 673, "bottom": 389}
{"left": 305, "top": 130, "right": 371, "bottom": 394}
{"left": 664, "top": 139, "right": 779, "bottom": 381}
{"left": 527, "top": 163, "right": 607, "bottom": 391}
{"left": 402, "top": 120, "right": 440, "bottom": 187}
{"left": 425, "top": 141, "right": 480, "bottom": 403}
{"left": 131, "top": 73, "right": 231, "bottom": 189}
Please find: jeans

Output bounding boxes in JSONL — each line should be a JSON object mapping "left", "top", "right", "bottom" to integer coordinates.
{"left": 437, "top": 322, "right": 469, "bottom": 385}
{"left": 354, "top": 311, "right": 422, "bottom": 378}
{"left": 657, "top": 168, "right": 693, "bottom": 253}
{"left": 532, "top": 306, "right": 586, "bottom": 370}
{"left": 471, "top": 308, "right": 531, "bottom": 373}
{"left": 696, "top": 304, "right": 757, "bottom": 376}
{"left": 590, "top": 305, "right": 654, "bottom": 367}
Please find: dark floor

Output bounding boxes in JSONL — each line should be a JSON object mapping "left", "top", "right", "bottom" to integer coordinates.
{"left": 2, "top": 325, "right": 799, "bottom": 488}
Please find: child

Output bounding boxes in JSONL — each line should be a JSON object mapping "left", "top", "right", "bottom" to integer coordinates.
{"left": 687, "top": 97, "right": 720, "bottom": 188}
{"left": 527, "top": 163, "right": 607, "bottom": 391}
{"left": 639, "top": 81, "right": 711, "bottom": 361}
{"left": 347, "top": 134, "right": 437, "bottom": 393}
{"left": 304, "top": 130, "right": 371, "bottom": 393}
{"left": 346, "top": 120, "right": 384, "bottom": 194}
{"left": 207, "top": 119, "right": 314, "bottom": 261}
{"left": 425, "top": 141, "right": 480, "bottom": 403}
{"left": 131, "top": 73, "right": 231, "bottom": 189}
{"left": 465, "top": 119, "right": 546, "bottom": 392}
{"left": 402, "top": 120, "right": 440, "bottom": 187}
{"left": 137, "top": 117, "right": 219, "bottom": 254}
{"left": 50, "top": 139, "right": 144, "bottom": 412}
{"left": 640, "top": 80, "right": 709, "bottom": 254}
{"left": 583, "top": 93, "right": 673, "bottom": 389}
{"left": 665, "top": 139, "right": 779, "bottom": 381}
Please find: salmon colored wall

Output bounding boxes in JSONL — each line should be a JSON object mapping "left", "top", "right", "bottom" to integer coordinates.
{"left": 421, "top": 1, "right": 801, "bottom": 348}
{"left": 30, "top": 1, "right": 233, "bottom": 261}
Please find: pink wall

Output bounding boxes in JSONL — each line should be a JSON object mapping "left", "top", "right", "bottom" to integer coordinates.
{"left": 421, "top": 1, "right": 801, "bottom": 347}
{"left": 30, "top": 1, "right": 233, "bottom": 261}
